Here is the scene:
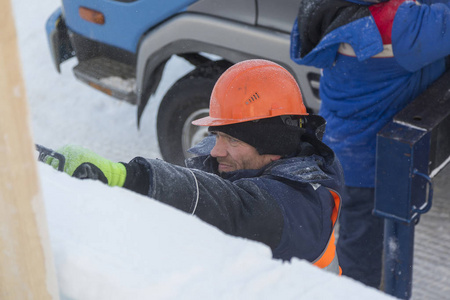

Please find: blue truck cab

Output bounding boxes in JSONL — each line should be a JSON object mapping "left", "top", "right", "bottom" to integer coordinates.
{"left": 46, "top": 0, "right": 321, "bottom": 165}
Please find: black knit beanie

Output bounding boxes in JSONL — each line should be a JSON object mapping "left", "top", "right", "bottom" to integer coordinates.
{"left": 208, "top": 116, "right": 305, "bottom": 157}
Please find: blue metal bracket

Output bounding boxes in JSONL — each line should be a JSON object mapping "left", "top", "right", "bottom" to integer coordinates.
{"left": 375, "top": 124, "right": 431, "bottom": 224}
{"left": 374, "top": 70, "right": 450, "bottom": 299}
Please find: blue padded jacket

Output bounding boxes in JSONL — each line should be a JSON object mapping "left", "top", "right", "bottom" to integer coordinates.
{"left": 123, "top": 122, "right": 345, "bottom": 270}
{"left": 291, "top": 0, "right": 449, "bottom": 186}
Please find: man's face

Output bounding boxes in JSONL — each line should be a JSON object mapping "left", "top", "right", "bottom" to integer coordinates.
{"left": 210, "top": 131, "right": 280, "bottom": 174}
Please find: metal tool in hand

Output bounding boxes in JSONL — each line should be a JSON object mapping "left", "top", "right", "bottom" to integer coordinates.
{"left": 35, "top": 144, "right": 66, "bottom": 172}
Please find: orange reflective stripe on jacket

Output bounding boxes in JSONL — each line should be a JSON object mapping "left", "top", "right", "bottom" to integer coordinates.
{"left": 313, "top": 189, "right": 342, "bottom": 274}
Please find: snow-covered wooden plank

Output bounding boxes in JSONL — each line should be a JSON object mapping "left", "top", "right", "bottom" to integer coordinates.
{"left": 0, "top": 0, "right": 58, "bottom": 298}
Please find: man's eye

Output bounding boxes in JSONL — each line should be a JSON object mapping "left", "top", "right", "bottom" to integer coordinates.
{"left": 229, "top": 137, "right": 240, "bottom": 145}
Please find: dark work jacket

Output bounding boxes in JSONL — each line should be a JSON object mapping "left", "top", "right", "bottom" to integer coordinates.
{"left": 291, "top": 0, "right": 449, "bottom": 187}
{"left": 123, "top": 123, "right": 345, "bottom": 266}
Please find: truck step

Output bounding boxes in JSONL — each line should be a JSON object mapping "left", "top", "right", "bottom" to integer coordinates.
{"left": 73, "top": 56, "right": 137, "bottom": 104}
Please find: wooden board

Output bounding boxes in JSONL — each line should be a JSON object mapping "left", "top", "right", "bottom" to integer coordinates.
{"left": 0, "top": 0, "right": 59, "bottom": 298}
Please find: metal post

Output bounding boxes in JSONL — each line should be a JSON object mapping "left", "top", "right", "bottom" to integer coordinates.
{"left": 383, "top": 220, "right": 415, "bottom": 299}
{"left": 375, "top": 123, "right": 430, "bottom": 299}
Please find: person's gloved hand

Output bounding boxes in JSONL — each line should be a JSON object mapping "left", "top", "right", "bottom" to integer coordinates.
{"left": 46, "top": 144, "right": 127, "bottom": 187}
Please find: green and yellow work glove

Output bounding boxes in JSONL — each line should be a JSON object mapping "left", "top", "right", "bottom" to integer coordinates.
{"left": 46, "top": 144, "right": 127, "bottom": 187}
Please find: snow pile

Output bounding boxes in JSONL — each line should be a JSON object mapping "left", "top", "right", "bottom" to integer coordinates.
{"left": 40, "top": 164, "right": 393, "bottom": 300}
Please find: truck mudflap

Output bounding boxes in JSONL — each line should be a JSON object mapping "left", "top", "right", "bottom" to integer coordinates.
{"left": 45, "top": 7, "right": 75, "bottom": 73}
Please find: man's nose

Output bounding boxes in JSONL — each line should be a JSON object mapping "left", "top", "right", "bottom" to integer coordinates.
{"left": 210, "top": 137, "right": 227, "bottom": 157}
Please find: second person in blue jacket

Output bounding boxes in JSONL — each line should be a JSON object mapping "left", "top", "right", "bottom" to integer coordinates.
{"left": 291, "top": 0, "right": 450, "bottom": 288}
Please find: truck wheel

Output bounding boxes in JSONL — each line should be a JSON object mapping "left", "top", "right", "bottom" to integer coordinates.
{"left": 157, "top": 60, "right": 231, "bottom": 165}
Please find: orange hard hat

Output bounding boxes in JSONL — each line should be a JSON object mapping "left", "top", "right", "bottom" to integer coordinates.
{"left": 192, "top": 59, "right": 308, "bottom": 126}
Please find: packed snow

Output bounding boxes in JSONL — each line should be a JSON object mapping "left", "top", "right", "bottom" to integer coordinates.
{"left": 12, "top": 0, "right": 395, "bottom": 299}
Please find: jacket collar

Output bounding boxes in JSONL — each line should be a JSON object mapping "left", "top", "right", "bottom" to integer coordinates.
{"left": 291, "top": 5, "right": 383, "bottom": 67}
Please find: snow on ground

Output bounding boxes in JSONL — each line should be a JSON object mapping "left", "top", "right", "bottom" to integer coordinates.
{"left": 40, "top": 164, "right": 393, "bottom": 300}
{"left": 12, "top": 0, "right": 394, "bottom": 299}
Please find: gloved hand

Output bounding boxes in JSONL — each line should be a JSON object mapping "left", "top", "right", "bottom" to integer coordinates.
{"left": 46, "top": 144, "right": 127, "bottom": 187}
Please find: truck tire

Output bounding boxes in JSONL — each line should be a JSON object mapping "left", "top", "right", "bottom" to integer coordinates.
{"left": 157, "top": 60, "right": 232, "bottom": 165}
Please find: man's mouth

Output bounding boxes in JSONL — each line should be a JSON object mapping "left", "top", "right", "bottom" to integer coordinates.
{"left": 217, "top": 161, "right": 233, "bottom": 172}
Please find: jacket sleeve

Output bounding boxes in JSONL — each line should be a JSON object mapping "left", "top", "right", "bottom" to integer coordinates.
{"left": 393, "top": 1, "right": 450, "bottom": 71}
{"left": 123, "top": 157, "right": 284, "bottom": 250}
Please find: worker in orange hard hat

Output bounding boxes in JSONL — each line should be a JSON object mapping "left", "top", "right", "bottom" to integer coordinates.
{"left": 44, "top": 59, "right": 345, "bottom": 274}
